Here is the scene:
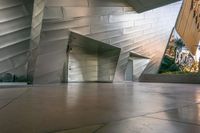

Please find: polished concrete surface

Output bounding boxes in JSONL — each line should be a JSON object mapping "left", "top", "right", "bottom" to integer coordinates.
{"left": 0, "top": 82, "right": 200, "bottom": 133}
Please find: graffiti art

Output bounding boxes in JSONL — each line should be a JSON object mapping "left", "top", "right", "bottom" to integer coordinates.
{"left": 159, "top": 28, "right": 200, "bottom": 74}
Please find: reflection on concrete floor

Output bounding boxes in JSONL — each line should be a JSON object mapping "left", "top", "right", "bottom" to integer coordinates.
{"left": 0, "top": 82, "right": 200, "bottom": 133}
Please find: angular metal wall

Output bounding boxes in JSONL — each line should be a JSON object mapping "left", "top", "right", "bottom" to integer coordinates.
{"left": 0, "top": 0, "right": 182, "bottom": 83}
{"left": 67, "top": 32, "right": 120, "bottom": 82}
{"left": 68, "top": 32, "right": 99, "bottom": 82}
{"left": 129, "top": 52, "right": 150, "bottom": 80}
{"left": 27, "top": 0, "right": 46, "bottom": 84}
{"left": 32, "top": 0, "right": 181, "bottom": 83}
{"left": 98, "top": 42, "right": 121, "bottom": 82}
{"left": 0, "top": 0, "right": 33, "bottom": 82}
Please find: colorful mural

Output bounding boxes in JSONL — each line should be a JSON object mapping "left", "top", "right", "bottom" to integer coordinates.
{"left": 159, "top": 29, "right": 200, "bottom": 74}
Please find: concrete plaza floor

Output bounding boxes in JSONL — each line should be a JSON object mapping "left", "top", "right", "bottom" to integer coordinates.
{"left": 0, "top": 82, "right": 200, "bottom": 133}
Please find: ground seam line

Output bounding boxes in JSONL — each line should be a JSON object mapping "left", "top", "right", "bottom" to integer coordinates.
{"left": 0, "top": 88, "right": 30, "bottom": 111}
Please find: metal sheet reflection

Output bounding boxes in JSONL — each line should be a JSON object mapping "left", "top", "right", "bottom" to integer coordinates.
{"left": 67, "top": 31, "right": 121, "bottom": 82}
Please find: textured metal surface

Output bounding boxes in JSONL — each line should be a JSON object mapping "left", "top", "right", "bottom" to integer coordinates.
{"left": 27, "top": 0, "right": 46, "bottom": 84}
{"left": 125, "top": 59, "right": 133, "bottom": 81}
{"left": 32, "top": 0, "right": 181, "bottom": 83}
{"left": 125, "top": 52, "right": 150, "bottom": 81}
{"left": 126, "top": 0, "right": 181, "bottom": 12}
{"left": 0, "top": 0, "right": 33, "bottom": 82}
{"left": 67, "top": 32, "right": 121, "bottom": 82}
{"left": 129, "top": 52, "right": 150, "bottom": 80}
{"left": 0, "top": 83, "right": 200, "bottom": 132}
{"left": 68, "top": 33, "right": 98, "bottom": 82}
{"left": 0, "top": 0, "right": 182, "bottom": 84}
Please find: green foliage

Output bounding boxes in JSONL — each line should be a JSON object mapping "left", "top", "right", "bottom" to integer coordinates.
{"left": 174, "top": 39, "right": 185, "bottom": 48}
{"left": 159, "top": 55, "right": 181, "bottom": 73}
{"left": 159, "top": 38, "right": 188, "bottom": 74}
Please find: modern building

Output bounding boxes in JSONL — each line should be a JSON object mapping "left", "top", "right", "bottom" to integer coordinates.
{"left": 0, "top": 0, "right": 200, "bottom": 132}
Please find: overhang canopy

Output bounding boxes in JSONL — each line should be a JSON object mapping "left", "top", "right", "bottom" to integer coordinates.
{"left": 126, "top": 0, "right": 181, "bottom": 12}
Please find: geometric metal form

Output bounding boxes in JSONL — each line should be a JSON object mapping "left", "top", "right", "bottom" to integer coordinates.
{"left": 0, "top": 0, "right": 182, "bottom": 84}
{"left": 38, "top": 1, "right": 181, "bottom": 83}
{"left": 125, "top": 59, "right": 134, "bottom": 81}
{"left": 67, "top": 31, "right": 121, "bottom": 82}
{"left": 0, "top": 0, "right": 34, "bottom": 83}
{"left": 126, "top": 0, "right": 181, "bottom": 12}
{"left": 27, "top": 0, "right": 46, "bottom": 84}
{"left": 129, "top": 51, "right": 150, "bottom": 81}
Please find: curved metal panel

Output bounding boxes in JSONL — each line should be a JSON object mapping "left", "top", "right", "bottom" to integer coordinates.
{"left": 0, "top": 0, "right": 33, "bottom": 82}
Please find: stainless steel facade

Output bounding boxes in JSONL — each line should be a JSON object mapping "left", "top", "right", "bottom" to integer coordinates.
{"left": 0, "top": 0, "right": 182, "bottom": 83}
{"left": 0, "top": 0, "right": 33, "bottom": 82}
{"left": 67, "top": 32, "right": 120, "bottom": 82}
{"left": 27, "top": 0, "right": 46, "bottom": 83}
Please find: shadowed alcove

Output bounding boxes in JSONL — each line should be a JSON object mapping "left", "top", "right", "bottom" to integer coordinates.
{"left": 66, "top": 32, "right": 121, "bottom": 82}
{"left": 125, "top": 52, "right": 150, "bottom": 81}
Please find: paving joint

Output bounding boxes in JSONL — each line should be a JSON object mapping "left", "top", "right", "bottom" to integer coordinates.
{"left": 0, "top": 88, "right": 30, "bottom": 111}
{"left": 144, "top": 115, "right": 200, "bottom": 126}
